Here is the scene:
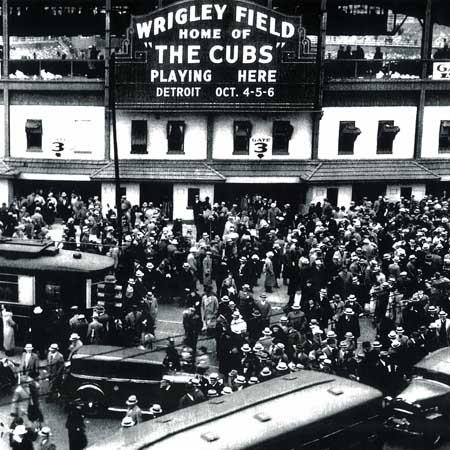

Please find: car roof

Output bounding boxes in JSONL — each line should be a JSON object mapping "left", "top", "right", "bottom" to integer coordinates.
{"left": 397, "top": 378, "right": 450, "bottom": 405}
{"left": 72, "top": 345, "right": 166, "bottom": 365}
{"left": 414, "top": 347, "right": 450, "bottom": 377}
{"left": 88, "top": 371, "right": 383, "bottom": 450}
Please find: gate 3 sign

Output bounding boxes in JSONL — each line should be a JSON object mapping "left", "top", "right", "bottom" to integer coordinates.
{"left": 115, "top": 0, "right": 317, "bottom": 110}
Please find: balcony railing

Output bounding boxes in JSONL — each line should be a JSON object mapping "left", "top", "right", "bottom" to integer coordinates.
{"left": 8, "top": 59, "right": 104, "bottom": 80}
{"left": 325, "top": 58, "right": 450, "bottom": 81}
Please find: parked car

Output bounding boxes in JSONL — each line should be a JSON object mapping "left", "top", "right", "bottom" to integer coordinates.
{"left": 64, "top": 345, "right": 192, "bottom": 416}
{"left": 384, "top": 347, "right": 450, "bottom": 446}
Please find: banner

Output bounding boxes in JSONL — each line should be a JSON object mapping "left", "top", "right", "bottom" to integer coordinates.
{"left": 115, "top": 0, "right": 317, "bottom": 110}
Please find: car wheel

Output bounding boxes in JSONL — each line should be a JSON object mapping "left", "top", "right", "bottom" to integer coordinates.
{"left": 76, "top": 385, "right": 105, "bottom": 417}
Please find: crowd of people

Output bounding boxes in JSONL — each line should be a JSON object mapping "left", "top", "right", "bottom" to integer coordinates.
{"left": 3, "top": 188, "right": 450, "bottom": 442}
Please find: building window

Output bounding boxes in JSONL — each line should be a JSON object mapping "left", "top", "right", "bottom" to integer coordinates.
{"left": 131, "top": 120, "right": 148, "bottom": 154}
{"left": 272, "top": 121, "right": 294, "bottom": 155}
{"left": 167, "top": 121, "right": 185, "bottom": 153}
{"left": 0, "top": 274, "right": 19, "bottom": 303}
{"left": 26, "top": 119, "right": 42, "bottom": 151}
{"left": 338, "top": 121, "right": 361, "bottom": 155}
{"left": 187, "top": 188, "right": 200, "bottom": 209}
{"left": 439, "top": 120, "right": 450, "bottom": 153}
{"left": 377, "top": 120, "right": 400, "bottom": 154}
{"left": 233, "top": 121, "right": 252, "bottom": 154}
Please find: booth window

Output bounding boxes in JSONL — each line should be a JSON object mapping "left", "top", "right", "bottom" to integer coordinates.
{"left": 272, "top": 121, "right": 294, "bottom": 155}
{"left": 338, "top": 121, "right": 361, "bottom": 155}
{"left": 377, "top": 120, "right": 399, "bottom": 154}
{"left": 131, "top": 120, "right": 148, "bottom": 154}
{"left": 26, "top": 119, "right": 42, "bottom": 151}
{"left": 439, "top": 121, "right": 450, "bottom": 153}
{"left": 233, "top": 121, "right": 252, "bottom": 154}
{"left": 0, "top": 274, "right": 19, "bottom": 303}
{"left": 187, "top": 188, "right": 200, "bottom": 209}
{"left": 167, "top": 121, "right": 185, "bottom": 153}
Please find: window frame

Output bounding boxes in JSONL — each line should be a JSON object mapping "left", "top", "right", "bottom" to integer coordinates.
{"left": 167, "top": 120, "right": 185, "bottom": 154}
{"left": 439, "top": 120, "right": 450, "bottom": 153}
{"left": 338, "top": 121, "right": 360, "bottom": 155}
{"left": 26, "top": 119, "right": 43, "bottom": 152}
{"left": 131, "top": 119, "right": 148, "bottom": 154}
{"left": 233, "top": 120, "right": 252, "bottom": 155}
{"left": 376, "top": 120, "right": 398, "bottom": 155}
{"left": 272, "top": 120, "right": 293, "bottom": 155}
{"left": 187, "top": 188, "right": 200, "bottom": 209}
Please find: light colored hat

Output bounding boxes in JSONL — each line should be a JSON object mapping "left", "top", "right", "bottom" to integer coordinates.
{"left": 24, "top": 343, "right": 33, "bottom": 350}
{"left": 326, "top": 330, "right": 337, "bottom": 339}
{"left": 344, "top": 308, "right": 354, "bottom": 315}
{"left": 262, "top": 327, "right": 272, "bottom": 336}
{"left": 388, "top": 330, "right": 397, "bottom": 339}
{"left": 126, "top": 395, "right": 138, "bottom": 406}
{"left": 33, "top": 306, "right": 43, "bottom": 314}
{"left": 150, "top": 404, "right": 162, "bottom": 414}
{"left": 235, "top": 375, "right": 246, "bottom": 384}
{"left": 222, "top": 386, "right": 233, "bottom": 395}
{"left": 70, "top": 333, "right": 80, "bottom": 341}
{"left": 253, "top": 343, "right": 264, "bottom": 352}
{"left": 49, "top": 343, "right": 59, "bottom": 351}
{"left": 13, "top": 425, "right": 27, "bottom": 436}
{"left": 241, "top": 343, "right": 252, "bottom": 353}
{"left": 276, "top": 361, "right": 289, "bottom": 372}
{"left": 39, "top": 426, "right": 52, "bottom": 436}
{"left": 121, "top": 417, "right": 135, "bottom": 427}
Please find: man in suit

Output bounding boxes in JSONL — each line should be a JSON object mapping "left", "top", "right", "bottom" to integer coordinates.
{"left": 19, "top": 343, "right": 39, "bottom": 380}
{"left": 434, "top": 310, "right": 450, "bottom": 347}
{"left": 336, "top": 307, "right": 360, "bottom": 342}
{"left": 46, "top": 343, "right": 65, "bottom": 402}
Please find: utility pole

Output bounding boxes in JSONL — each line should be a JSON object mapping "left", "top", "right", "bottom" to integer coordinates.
{"left": 109, "top": 52, "right": 123, "bottom": 247}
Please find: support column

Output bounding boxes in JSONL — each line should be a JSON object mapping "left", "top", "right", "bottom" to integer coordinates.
{"left": 206, "top": 114, "right": 214, "bottom": 161}
{"left": 311, "top": 0, "right": 327, "bottom": 160}
{"left": 3, "top": 0, "right": 9, "bottom": 158}
{"left": 415, "top": 0, "right": 433, "bottom": 159}
{"left": 104, "top": 0, "right": 111, "bottom": 160}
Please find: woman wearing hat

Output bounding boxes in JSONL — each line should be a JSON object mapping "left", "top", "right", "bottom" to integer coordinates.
{"left": 10, "top": 423, "right": 34, "bottom": 450}
{"left": 2, "top": 305, "right": 16, "bottom": 357}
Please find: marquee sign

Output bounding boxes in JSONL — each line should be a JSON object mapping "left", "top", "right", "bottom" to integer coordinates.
{"left": 114, "top": 0, "right": 318, "bottom": 111}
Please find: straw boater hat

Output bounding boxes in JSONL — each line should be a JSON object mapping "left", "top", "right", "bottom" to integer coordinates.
{"left": 70, "top": 333, "right": 80, "bottom": 341}
{"left": 344, "top": 308, "right": 354, "bottom": 315}
{"left": 126, "top": 395, "right": 138, "bottom": 406}
{"left": 121, "top": 417, "right": 135, "bottom": 428}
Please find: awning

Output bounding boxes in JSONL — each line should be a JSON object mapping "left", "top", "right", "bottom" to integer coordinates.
{"left": 210, "top": 160, "right": 319, "bottom": 182}
{"left": 1, "top": 158, "right": 107, "bottom": 178}
{"left": 91, "top": 160, "right": 226, "bottom": 183}
{"left": 419, "top": 159, "right": 450, "bottom": 182}
{"left": 306, "top": 160, "right": 440, "bottom": 183}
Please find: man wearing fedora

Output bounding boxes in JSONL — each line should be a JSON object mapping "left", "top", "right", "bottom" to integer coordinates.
{"left": 46, "top": 343, "right": 65, "bottom": 403}
{"left": 19, "top": 344, "right": 39, "bottom": 380}
{"left": 336, "top": 307, "right": 360, "bottom": 343}
{"left": 434, "top": 310, "right": 450, "bottom": 347}
{"left": 38, "top": 426, "right": 55, "bottom": 450}
{"left": 124, "top": 395, "right": 142, "bottom": 425}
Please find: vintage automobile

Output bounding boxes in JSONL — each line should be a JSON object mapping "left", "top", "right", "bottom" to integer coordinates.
{"left": 384, "top": 347, "right": 450, "bottom": 446}
{"left": 64, "top": 345, "right": 192, "bottom": 416}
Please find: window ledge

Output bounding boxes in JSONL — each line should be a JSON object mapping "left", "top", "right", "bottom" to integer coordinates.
{"left": 272, "top": 151, "right": 290, "bottom": 156}
{"left": 167, "top": 151, "right": 185, "bottom": 155}
{"left": 26, "top": 148, "right": 43, "bottom": 152}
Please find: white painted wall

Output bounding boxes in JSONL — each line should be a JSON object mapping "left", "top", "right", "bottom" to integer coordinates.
{"left": 173, "top": 183, "right": 214, "bottom": 221}
{"left": 115, "top": 112, "right": 207, "bottom": 160}
{"left": 0, "top": 179, "right": 13, "bottom": 204}
{"left": 422, "top": 106, "right": 450, "bottom": 158}
{"left": 0, "top": 107, "right": 5, "bottom": 158}
{"left": 10, "top": 105, "right": 105, "bottom": 159}
{"left": 101, "top": 182, "right": 140, "bottom": 209}
{"left": 385, "top": 183, "right": 426, "bottom": 202}
{"left": 318, "top": 107, "right": 417, "bottom": 159}
{"left": 101, "top": 182, "right": 116, "bottom": 211}
{"left": 306, "top": 185, "right": 353, "bottom": 208}
{"left": 212, "top": 113, "right": 312, "bottom": 160}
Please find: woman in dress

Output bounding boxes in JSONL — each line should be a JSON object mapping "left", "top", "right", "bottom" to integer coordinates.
{"left": 2, "top": 305, "right": 16, "bottom": 356}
